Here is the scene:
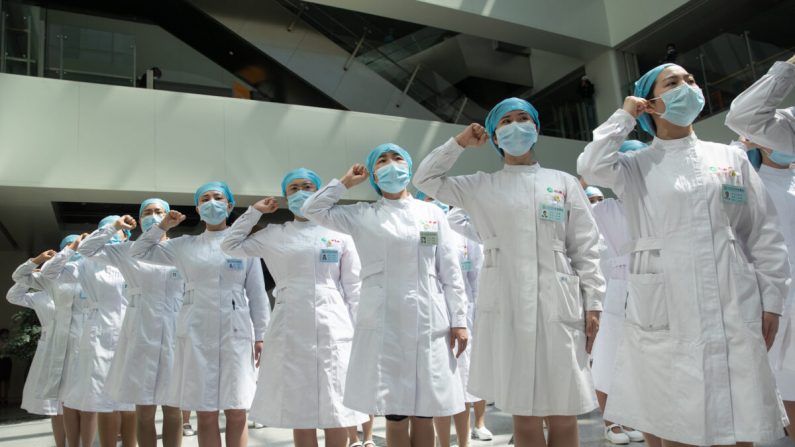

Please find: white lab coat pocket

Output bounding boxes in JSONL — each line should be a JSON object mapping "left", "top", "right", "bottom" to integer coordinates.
{"left": 232, "top": 307, "right": 254, "bottom": 340}
{"left": 357, "top": 261, "right": 385, "bottom": 329}
{"left": 429, "top": 274, "right": 451, "bottom": 334}
{"left": 553, "top": 272, "right": 584, "bottom": 324}
{"left": 730, "top": 262, "right": 763, "bottom": 323}
{"left": 626, "top": 273, "right": 669, "bottom": 331}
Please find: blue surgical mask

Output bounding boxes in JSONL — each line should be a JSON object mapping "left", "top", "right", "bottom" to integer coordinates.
{"left": 376, "top": 163, "right": 411, "bottom": 194}
{"left": 70, "top": 253, "right": 82, "bottom": 262}
{"left": 655, "top": 83, "right": 705, "bottom": 127}
{"left": 768, "top": 150, "right": 795, "bottom": 167}
{"left": 287, "top": 190, "right": 313, "bottom": 217}
{"left": 140, "top": 214, "right": 164, "bottom": 232}
{"left": 198, "top": 199, "right": 229, "bottom": 225}
{"left": 431, "top": 200, "right": 450, "bottom": 214}
{"left": 495, "top": 121, "right": 538, "bottom": 156}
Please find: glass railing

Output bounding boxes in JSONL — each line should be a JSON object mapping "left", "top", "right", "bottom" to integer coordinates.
{"left": 274, "top": 0, "right": 489, "bottom": 123}
{"left": 628, "top": 31, "right": 795, "bottom": 124}
{"left": 1, "top": 2, "right": 254, "bottom": 99}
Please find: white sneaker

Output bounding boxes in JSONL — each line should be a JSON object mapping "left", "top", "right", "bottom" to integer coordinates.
{"left": 605, "top": 424, "right": 630, "bottom": 445}
{"left": 248, "top": 420, "right": 265, "bottom": 429}
{"left": 622, "top": 427, "right": 645, "bottom": 442}
{"left": 472, "top": 426, "right": 493, "bottom": 441}
{"left": 182, "top": 424, "right": 196, "bottom": 437}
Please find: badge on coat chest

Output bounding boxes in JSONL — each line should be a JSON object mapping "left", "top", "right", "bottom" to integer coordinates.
{"left": 539, "top": 203, "right": 565, "bottom": 222}
{"left": 226, "top": 259, "right": 244, "bottom": 271}
{"left": 419, "top": 219, "right": 438, "bottom": 246}
{"left": 721, "top": 184, "right": 746, "bottom": 204}
{"left": 319, "top": 237, "right": 342, "bottom": 263}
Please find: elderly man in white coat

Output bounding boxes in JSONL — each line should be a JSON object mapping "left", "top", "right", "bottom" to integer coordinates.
{"left": 725, "top": 54, "right": 795, "bottom": 153}
{"left": 130, "top": 181, "right": 270, "bottom": 447}
{"left": 77, "top": 199, "right": 185, "bottom": 447}
{"left": 11, "top": 240, "right": 87, "bottom": 447}
{"left": 221, "top": 168, "right": 367, "bottom": 447}
{"left": 302, "top": 143, "right": 468, "bottom": 447}
{"left": 6, "top": 281, "right": 64, "bottom": 447}
{"left": 42, "top": 218, "right": 137, "bottom": 447}
{"left": 413, "top": 97, "right": 605, "bottom": 447}
{"left": 578, "top": 62, "right": 791, "bottom": 446}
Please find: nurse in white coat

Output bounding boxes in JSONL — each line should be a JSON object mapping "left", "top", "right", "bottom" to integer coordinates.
{"left": 77, "top": 199, "right": 184, "bottom": 447}
{"left": 12, "top": 238, "right": 90, "bottom": 447}
{"left": 413, "top": 98, "right": 605, "bottom": 447}
{"left": 725, "top": 54, "right": 795, "bottom": 152}
{"left": 584, "top": 140, "right": 651, "bottom": 446}
{"left": 5, "top": 281, "right": 65, "bottom": 447}
{"left": 740, "top": 139, "right": 795, "bottom": 443}
{"left": 130, "top": 181, "right": 270, "bottom": 447}
{"left": 301, "top": 144, "right": 469, "bottom": 447}
{"left": 42, "top": 218, "right": 137, "bottom": 447}
{"left": 577, "top": 63, "right": 791, "bottom": 446}
{"left": 221, "top": 168, "right": 367, "bottom": 447}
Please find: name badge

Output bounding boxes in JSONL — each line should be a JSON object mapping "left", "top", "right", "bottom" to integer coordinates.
{"left": 539, "top": 203, "right": 565, "bottom": 222}
{"left": 721, "top": 184, "right": 746, "bottom": 204}
{"left": 226, "top": 259, "right": 244, "bottom": 271}
{"left": 170, "top": 270, "right": 181, "bottom": 280}
{"left": 319, "top": 249, "right": 340, "bottom": 263}
{"left": 460, "top": 259, "right": 473, "bottom": 272}
{"left": 420, "top": 231, "right": 438, "bottom": 246}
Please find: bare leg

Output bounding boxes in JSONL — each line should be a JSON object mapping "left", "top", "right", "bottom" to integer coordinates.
{"left": 224, "top": 408, "right": 248, "bottom": 447}
{"left": 51, "top": 414, "right": 66, "bottom": 447}
{"left": 97, "top": 411, "right": 119, "bottom": 447}
{"left": 546, "top": 415, "right": 578, "bottom": 447}
{"left": 79, "top": 411, "right": 98, "bottom": 447}
{"left": 120, "top": 410, "right": 137, "bottom": 447}
{"left": 363, "top": 416, "right": 374, "bottom": 443}
{"left": 409, "top": 417, "right": 435, "bottom": 447}
{"left": 162, "top": 405, "right": 183, "bottom": 447}
{"left": 197, "top": 411, "right": 221, "bottom": 447}
{"left": 325, "top": 428, "right": 350, "bottom": 447}
{"left": 433, "top": 416, "right": 452, "bottom": 447}
{"left": 453, "top": 409, "right": 470, "bottom": 447}
{"left": 473, "top": 401, "right": 487, "bottom": 429}
{"left": 347, "top": 426, "right": 360, "bottom": 444}
{"left": 294, "top": 429, "right": 319, "bottom": 447}
{"left": 386, "top": 418, "right": 411, "bottom": 447}
{"left": 136, "top": 405, "right": 157, "bottom": 447}
{"left": 512, "top": 415, "right": 546, "bottom": 447}
{"left": 63, "top": 406, "right": 81, "bottom": 447}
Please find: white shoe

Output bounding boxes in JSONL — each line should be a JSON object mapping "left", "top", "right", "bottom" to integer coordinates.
{"left": 622, "top": 427, "right": 645, "bottom": 442}
{"left": 182, "top": 424, "right": 196, "bottom": 437}
{"left": 472, "top": 426, "right": 493, "bottom": 441}
{"left": 605, "top": 424, "right": 630, "bottom": 445}
{"left": 248, "top": 420, "right": 265, "bottom": 429}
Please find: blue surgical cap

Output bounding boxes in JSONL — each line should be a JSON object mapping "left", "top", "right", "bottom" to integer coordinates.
{"left": 485, "top": 97, "right": 541, "bottom": 156}
{"left": 746, "top": 148, "right": 762, "bottom": 170}
{"left": 99, "top": 215, "right": 131, "bottom": 239}
{"left": 194, "top": 181, "right": 236, "bottom": 207}
{"left": 60, "top": 234, "right": 80, "bottom": 251}
{"left": 619, "top": 140, "right": 649, "bottom": 153}
{"left": 584, "top": 186, "right": 604, "bottom": 198}
{"left": 139, "top": 198, "right": 170, "bottom": 217}
{"left": 281, "top": 168, "right": 322, "bottom": 196}
{"left": 634, "top": 63, "right": 676, "bottom": 137}
{"left": 366, "top": 143, "right": 413, "bottom": 196}
{"left": 415, "top": 191, "right": 428, "bottom": 201}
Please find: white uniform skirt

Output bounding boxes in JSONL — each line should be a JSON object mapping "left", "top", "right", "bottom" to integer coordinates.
{"left": 590, "top": 279, "right": 627, "bottom": 395}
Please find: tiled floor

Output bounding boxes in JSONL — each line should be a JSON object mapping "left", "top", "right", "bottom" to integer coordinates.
{"left": 0, "top": 406, "right": 791, "bottom": 446}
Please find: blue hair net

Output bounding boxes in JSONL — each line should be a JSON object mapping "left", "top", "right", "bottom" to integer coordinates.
{"left": 484, "top": 97, "right": 541, "bottom": 156}
{"left": 194, "top": 181, "right": 236, "bottom": 207}
{"left": 139, "top": 198, "right": 170, "bottom": 217}
{"left": 634, "top": 63, "right": 675, "bottom": 137}
{"left": 584, "top": 186, "right": 604, "bottom": 198}
{"left": 366, "top": 143, "right": 413, "bottom": 195}
{"left": 281, "top": 168, "right": 322, "bottom": 196}
{"left": 746, "top": 148, "right": 762, "bottom": 170}
{"left": 415, "top": 191, "right": 428, "bottom": 201}
{"left": 619, "top": 140, "right": 649, "bottom": 153}
{"left": 99, "top": 215, "right": 131, "bottom": 239}
{"left": 60, "top": 234, "right": 80, "bottom": 251}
